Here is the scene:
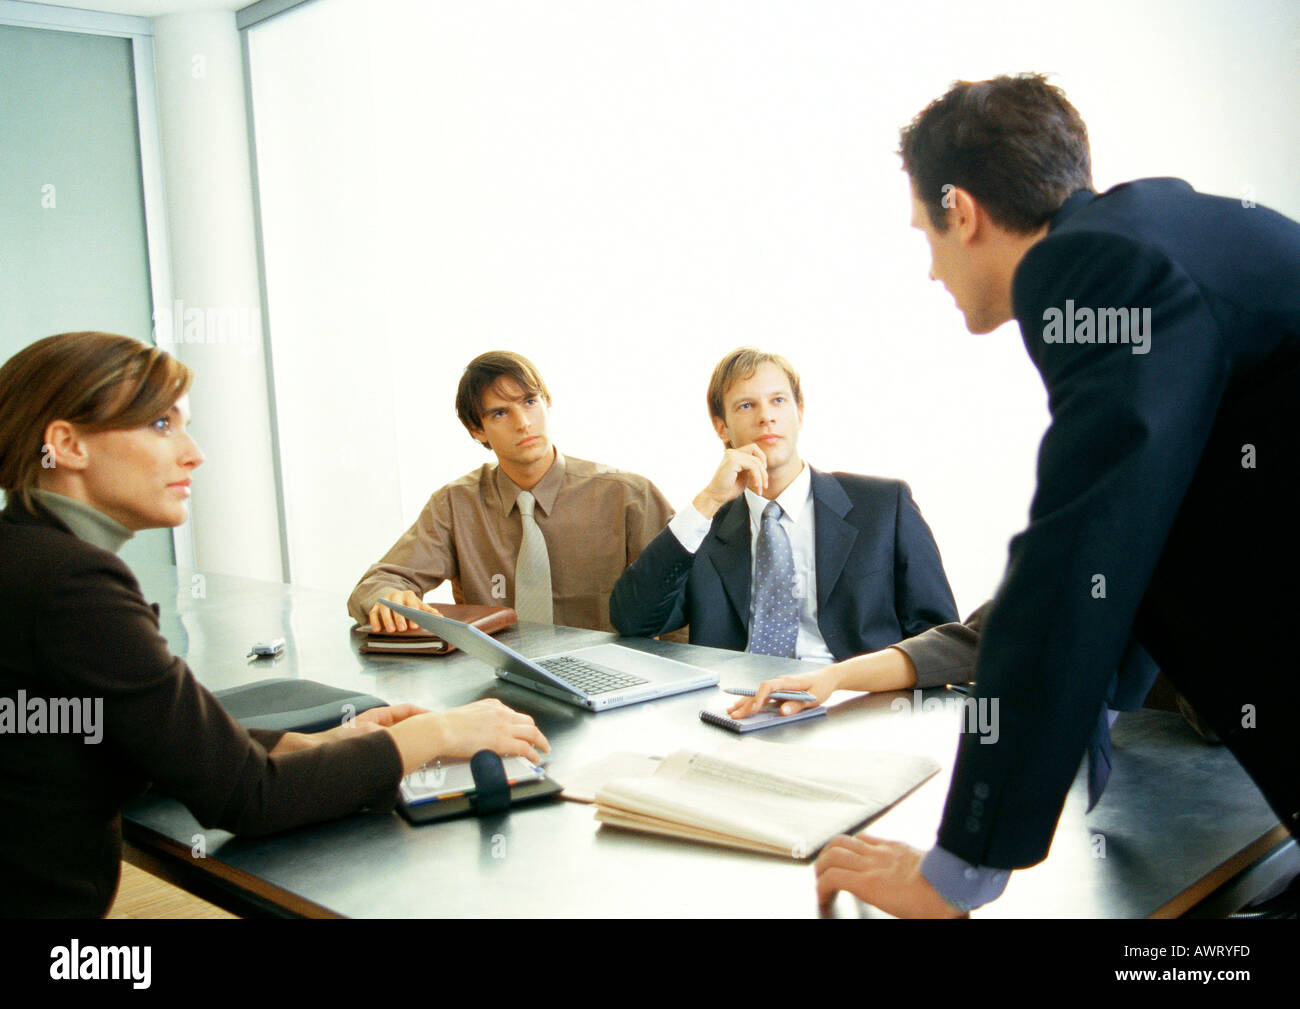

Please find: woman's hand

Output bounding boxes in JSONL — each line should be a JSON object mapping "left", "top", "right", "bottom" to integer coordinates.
{"left": 385, "top": 699, "right": 550, "bottom": 773}
{"left": 271, "top": 704, "right": 430, "bottom": 754}
{"left": 318, "top": 703, "right": 430, "bottom": 743}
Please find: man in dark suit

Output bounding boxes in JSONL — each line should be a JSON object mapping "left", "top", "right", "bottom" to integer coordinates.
{"left": 609, "top": 347, "right": 958, "bottom": 662}
{"left": 814, "top": 74, "right": 1300, "bottom": 917}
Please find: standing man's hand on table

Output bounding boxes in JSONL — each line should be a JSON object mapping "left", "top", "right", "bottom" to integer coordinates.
{"left": 815, "top": 835, "right": 966, "bottom": 918}
{"left": 368, "top": 588, "right": 442, "bottom": 632}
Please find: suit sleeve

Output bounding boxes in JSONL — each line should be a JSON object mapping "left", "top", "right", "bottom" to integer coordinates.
{"left": 609, "top": 525, "right": 694, "bottom": 638}
{"left": 1109, "top": 637, "right": 1160, "bottom": 711}
{"left": 891, "top": 481, "right": 959, "bottom": 636}
{"left": 892, "top": 601, "right": 1157, "bottom": 697}
{"left": 347, "top": 488, "right": 458, "bottom": 623}
{"left": 893, "top": 603, "right": 986, "bottom": 689}
{"left": 937, "top": 230, "right": 1229, "bottom": 868}
{"left": 42, "top": 552, "right": 403, "bottom": 835}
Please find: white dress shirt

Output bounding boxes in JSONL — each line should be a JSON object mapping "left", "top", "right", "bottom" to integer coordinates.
{"left": 667, "top": 463, "right": 833, "bottom": 662}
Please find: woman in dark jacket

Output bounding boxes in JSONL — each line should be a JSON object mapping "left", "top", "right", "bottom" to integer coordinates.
{"left": 0, "top": 331, "right": 548, "bottom": 916}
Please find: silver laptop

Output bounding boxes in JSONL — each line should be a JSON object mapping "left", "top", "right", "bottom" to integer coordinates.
{"left": 378, "top": 600, "right": 719, "bottom": 711}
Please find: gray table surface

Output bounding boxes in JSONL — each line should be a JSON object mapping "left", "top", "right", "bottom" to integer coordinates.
{"left": 123, "top": 567, "right": 1286, "bottom": 918}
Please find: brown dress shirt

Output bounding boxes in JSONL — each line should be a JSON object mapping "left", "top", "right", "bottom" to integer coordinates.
{"left": 347, "top": 451, "right": 673, "bottom": 632}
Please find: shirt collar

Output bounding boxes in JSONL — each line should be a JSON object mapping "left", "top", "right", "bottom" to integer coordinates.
{"left": 744, "top": 461, "right": 811, "bottom": 526}
{"left": 496, "top": 448, "right": 566, "bottom": 517}
{"left": 29, "top": 488, "right": 134, "bottom": 554}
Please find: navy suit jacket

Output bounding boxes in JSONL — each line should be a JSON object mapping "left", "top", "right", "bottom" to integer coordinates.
{"left": 609, "top": 469, "right": 958, "bottom": 661}
{"left": 940, "top": 179, "right": 1300, "bottom": 869}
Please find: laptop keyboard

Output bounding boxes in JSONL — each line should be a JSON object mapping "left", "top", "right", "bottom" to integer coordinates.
{"left": 536, "top": 656, "right": 650, "bottom": 696}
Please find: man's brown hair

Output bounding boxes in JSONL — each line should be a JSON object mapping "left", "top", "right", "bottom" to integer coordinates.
{"left": 707, "top": 347, "right": 804, "bottom": 424}
{"left": 455, "top": 351, "right": 551, "bottom": 446}
{"left": 899, "top": 72, "right": 1093, "bottom": 234}
{"left": 0, "top": 332, "right": 194, "bottom": 509}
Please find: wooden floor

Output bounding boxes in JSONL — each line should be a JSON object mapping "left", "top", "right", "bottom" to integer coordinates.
{"left": 106, "top": 862, "right": 239, "bottom": 919}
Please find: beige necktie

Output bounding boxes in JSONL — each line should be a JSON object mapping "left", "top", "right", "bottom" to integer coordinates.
{"left": 514, "top": 491, "right": 553, "bottom": 623}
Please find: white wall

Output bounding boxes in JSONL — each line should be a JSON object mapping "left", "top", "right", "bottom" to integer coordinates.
{"left": 247, "top": 0, "right": 1300, "bottom": 612}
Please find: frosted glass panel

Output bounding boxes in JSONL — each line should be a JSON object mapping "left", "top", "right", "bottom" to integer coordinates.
{"left": 0, "top": 23, "right": 172, "bottom": 571}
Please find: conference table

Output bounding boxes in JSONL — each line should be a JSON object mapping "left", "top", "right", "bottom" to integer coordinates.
{"left": 122, "top": 567, "right": 1293, "bottom": 918}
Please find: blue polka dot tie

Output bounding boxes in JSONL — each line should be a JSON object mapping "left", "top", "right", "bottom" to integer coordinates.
{"left": 747, "top": 501, "right": 798, "bottom": 658}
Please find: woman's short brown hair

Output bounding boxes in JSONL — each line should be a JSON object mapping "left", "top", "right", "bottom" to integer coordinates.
{"left": 454, "top": 351, "right": 551, "bottom": 446}
{"left": 706, "top": 347, "right": 803, "bottom": 424}
{"left": 0, "top": 332, "right": 193, "bottom": 509}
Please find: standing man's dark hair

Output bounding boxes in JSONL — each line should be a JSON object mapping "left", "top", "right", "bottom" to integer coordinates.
{"left": 899, "top": 72, "right": 1093, "bottom": 234}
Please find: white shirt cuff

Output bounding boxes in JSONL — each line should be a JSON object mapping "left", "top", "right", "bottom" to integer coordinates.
{"left": 668, "top": 503, "right": 713, "bottom": 553}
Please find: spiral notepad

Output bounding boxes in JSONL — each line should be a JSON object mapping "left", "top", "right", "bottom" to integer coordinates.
{"left": 700, "top": 705, "right": 827, "bottom": 733}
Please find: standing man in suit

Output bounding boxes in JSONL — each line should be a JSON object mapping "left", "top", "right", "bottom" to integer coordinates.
{"left": 609, "top": 348, "right": 958, "bottom": 662}
{"left": 813, "top": 73, "right": 1300, "bottom": 917}
{"left": 348, "top": 350, "right": 673, "bottom": 634}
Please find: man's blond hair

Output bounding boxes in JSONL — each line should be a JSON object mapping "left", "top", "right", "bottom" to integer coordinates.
{"left": 706, "top": 347, "right": 803, "bottom": 424}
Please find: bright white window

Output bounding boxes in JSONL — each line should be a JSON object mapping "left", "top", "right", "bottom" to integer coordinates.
{"left": 247, "top": 0, "right": 1299, "bottom": 607}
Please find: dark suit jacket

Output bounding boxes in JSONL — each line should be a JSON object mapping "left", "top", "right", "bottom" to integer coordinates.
{"left": 0, "top": 500, "right": 403, "bottom": 917}
{"left": 898, "top": 602, "right": 1158, "bottom": 710}
{"left": 939, "top": 179, "right": 1300, "bottom": 868}
{"left": 609, "top": 469, "right": 958, "bottom": 661}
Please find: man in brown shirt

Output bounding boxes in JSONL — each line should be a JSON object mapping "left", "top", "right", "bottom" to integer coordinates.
{"left": 348, "top": 351, "right": 673, "bottom": 633}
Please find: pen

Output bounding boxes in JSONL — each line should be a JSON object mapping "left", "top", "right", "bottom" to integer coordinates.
{"left": 724, "top": 687, "right": 818, "bottom": 703}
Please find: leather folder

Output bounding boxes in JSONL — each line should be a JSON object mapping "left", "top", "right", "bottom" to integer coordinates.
{"left": 357, "top": 604, "right": 517, "bottom": 656}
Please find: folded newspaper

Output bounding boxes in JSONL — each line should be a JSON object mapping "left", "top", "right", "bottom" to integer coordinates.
{"left": 591, "top": 739, "right": 939, "bottom": 859}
